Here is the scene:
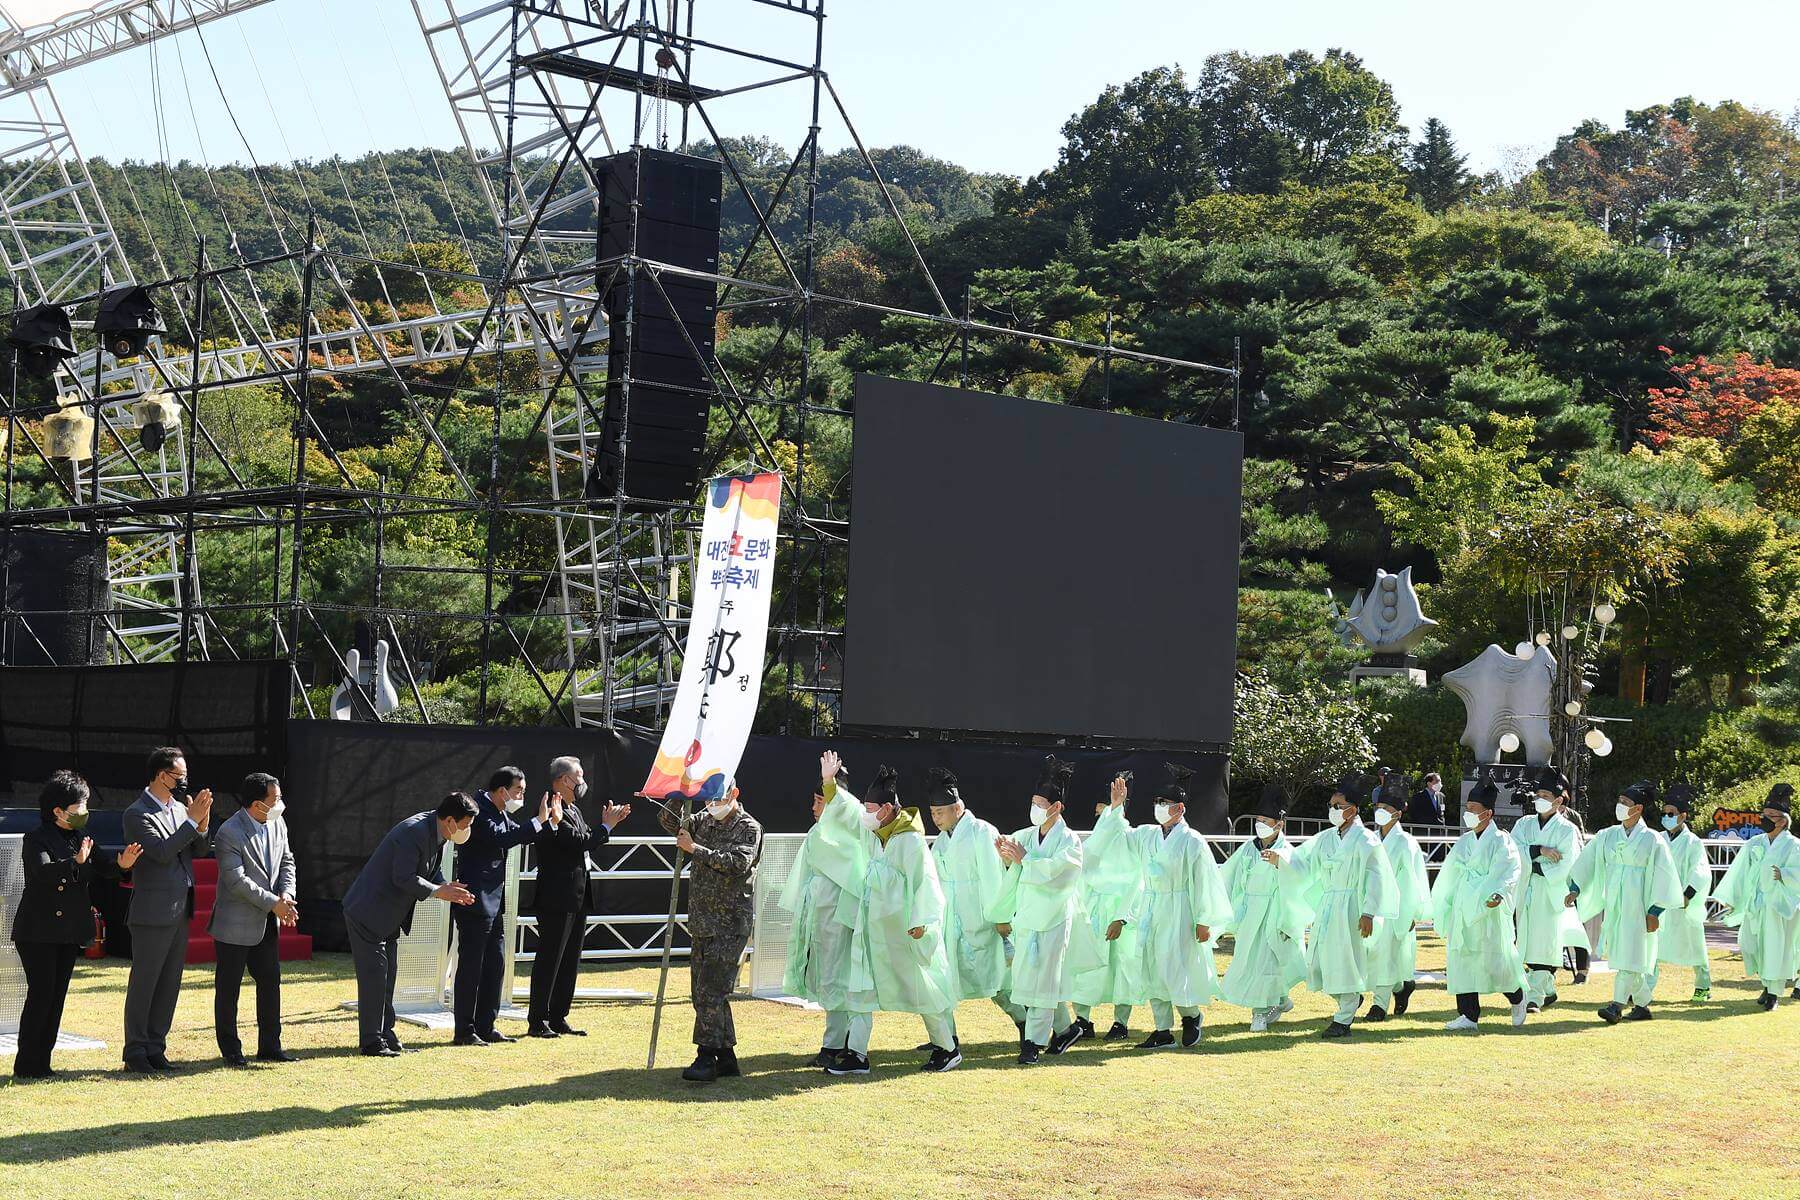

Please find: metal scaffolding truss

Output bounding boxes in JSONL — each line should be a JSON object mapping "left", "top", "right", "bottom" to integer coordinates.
{"left": 0, "top": 0, "right": 276, "bottom": 87}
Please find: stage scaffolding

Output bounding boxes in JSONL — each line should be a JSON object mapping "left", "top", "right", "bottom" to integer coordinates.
{"left": 0, "top": 0, "right": 1238, "bottom": 735}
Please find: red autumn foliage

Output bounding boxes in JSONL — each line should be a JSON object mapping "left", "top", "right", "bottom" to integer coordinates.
{"left": 1644, "top": 351, "right": 1800, "bottom": 446}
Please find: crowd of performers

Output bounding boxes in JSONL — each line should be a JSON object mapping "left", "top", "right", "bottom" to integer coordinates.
{"left": 779, "top": 751, "right": 1800, "bottom": 1075}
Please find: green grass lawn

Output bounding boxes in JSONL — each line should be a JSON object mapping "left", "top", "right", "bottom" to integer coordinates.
{"left": 1, "top": 936, "right": 1794, "bottom": 1200}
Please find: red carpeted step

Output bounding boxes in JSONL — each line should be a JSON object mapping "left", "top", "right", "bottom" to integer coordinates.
{"left": 276, "top": 931, "right": 313, "bottom": 961}
{"left": 193, "top": 882, "right": 217, "bottom": 911}
{"left": 185, "top": 934, "right": 217, "bottom": 965}
{"left": 192, "top": 858, "right": 218, "bottom": 885}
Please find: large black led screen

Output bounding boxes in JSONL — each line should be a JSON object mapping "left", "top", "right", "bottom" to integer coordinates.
{"left": 843, "top": 376, "right": 1242, "bottom": 745}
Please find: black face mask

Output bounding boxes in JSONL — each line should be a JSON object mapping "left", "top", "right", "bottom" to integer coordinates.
{"left": 1763, "top": 816, "right": 1781, "bottom": 833}
{"left": 170, "top": 777, "right": 192, "bottom": 799}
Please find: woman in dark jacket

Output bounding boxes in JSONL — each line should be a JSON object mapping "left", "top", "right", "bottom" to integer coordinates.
{"left": 12, "top": 770, "right": 141, "bottom": 1079}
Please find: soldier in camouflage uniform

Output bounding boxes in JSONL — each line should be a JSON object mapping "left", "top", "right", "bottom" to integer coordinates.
{"left": 660, "top": 784, "right": 763, "bottom": 1082}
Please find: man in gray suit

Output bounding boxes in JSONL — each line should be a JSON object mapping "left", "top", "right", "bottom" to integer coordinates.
{"left": 123, "top": 745, "right": 213, "bottom": 1072}
{"left": 210, "top": 772, "right": 299, "bottom": 1066}
{"left": 341, "top": 792, "right": 478, "bottom": 1056}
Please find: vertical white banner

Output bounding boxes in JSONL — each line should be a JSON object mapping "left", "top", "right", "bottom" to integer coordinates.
{"left": 641, "top": 471, "right": 782, "bottom": 801}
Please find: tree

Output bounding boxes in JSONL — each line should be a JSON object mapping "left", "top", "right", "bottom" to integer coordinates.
{"left": 1232, "top": 669, "right": 1389, "bottom": 813}
{"left": 1176, "top": 182, "right": 1426, "bottom": 285}
{"left": 1645, "top": 352, "right": 1800, "bottom": 447}
{"left": 1405, "top": 118, "right": 1475, "bottom": 212}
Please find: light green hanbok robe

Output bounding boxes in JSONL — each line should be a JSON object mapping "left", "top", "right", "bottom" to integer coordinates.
{"left": 1569, "top": 821, "right": 1682, "bottom": 976}
{"left": 1291, "top": 820, "right": 1397, "bottom": 996}
{"left": 1511, "top": 811, "right": 1585, "bottom": 965}
{"left": 930, "top": 811, "right": 1010, "bottom": 1000}
{"left": 846, "top": 807, "right": 955, "bottom": 1016}
{"left": 1714, "top": 829, "right": 1800, "bottom": 985}
{"left": 1218, "top": 834, "right": 1311, "bottom": 1010}
{"left": 778, "top": 781, "right": 869, "bottom": 1009}
{"left": 1658, "top": 825, "right": 1714, "bottom": 968}
{"left": 1068, "top": 807, "right": 1146, "bottom": 1008}
{"left": 1367, "top": 824, "right": 1431, "bottom": 990}
{"left": 1431, "top": 821, "right": 1526, "bottom": 996}
{"left": 993, "top": 817, "right": 1086, "bottom": 1011}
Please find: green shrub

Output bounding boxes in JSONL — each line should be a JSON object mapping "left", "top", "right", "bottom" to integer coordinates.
{"left": 1692, "top": 766, "right": 1800, "bottom": 837}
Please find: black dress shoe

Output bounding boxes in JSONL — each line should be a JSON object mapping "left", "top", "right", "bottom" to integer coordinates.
{"left": 383, "top": 1036, "right": 410, "bottom": 1053}
{"left": 715, "top": 1048, "right": 741, "bottom": 1077}
{"left": 452, "top": 1033, "right": 490, "bottom": 1047}
{"left": 123, "top": 1057, "right": 158, "bottom": 1074}
{"left": 527, "top": 1023, "right": 561, "bottom": 1038}
{"left": 256, "top": 1050, "right": 299, "bottom": 1063}
{"left": 1136, "top": 1030, "right": 1176, "bottom": 1049}
{"left": 14, "top": 1067, "right": 55, "bottom": 1080}
{"left": 1103, "top": 1021, "right": 1130, "bottom": 1041}
{"left": 549, "top": 1020, "right": 586, "bottom": 1037}
{"left": 148, "top": 1055, "right": 180, "bottom": 1072}
{"left": 478, "top": 1030, "right": 517, "bottom": 1044}
{"left": 682, "top": 1049, "right": 719, "bottom": 1083}
{"left": 222, "top": 1051, "right": 250, "bottom": 1067}
{"left": 361, "top": 1045, "right": 400, "bottom": 1058}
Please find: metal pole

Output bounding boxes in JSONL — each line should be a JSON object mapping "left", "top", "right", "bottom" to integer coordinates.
{"left": 287, "top": 219, "right": 320, "bottom": 683}
{"left": 180, "top": 239, "right": 207, "bottom": 661}
{"left": 1, "top": 277, "right": 17, "bottom": 664}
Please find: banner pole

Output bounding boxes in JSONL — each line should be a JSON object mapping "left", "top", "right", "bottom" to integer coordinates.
{"left": 645, "top": 799, "right": 689, "bottom": 1069}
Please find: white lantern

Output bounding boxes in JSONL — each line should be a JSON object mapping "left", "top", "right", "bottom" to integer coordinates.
{"left": 1594, "top": 603, "right": 1616, "bottom": 626}
{"left": 1561, "top": 624, "right": 1580, "bottom": 641}
{"left": 1584, "top": 727, "right": 1606, "bottom": 751}
{"left": 1499, "top": 732, "right": 1521, "bottom": 754}
{"left": 1594, "top": 736, "right": 1614, "bottom": 758}
{"left": 1534, "top": 631, "right": 1552, "bottom": 647}
{"left": 1564, "top": 700, "right": 1582, "bottom": 717}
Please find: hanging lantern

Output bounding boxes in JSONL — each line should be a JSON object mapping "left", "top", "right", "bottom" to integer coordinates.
{"left": 1594, "top": 602, "right": 1616, "bottom": 626}
{"left": 44, "top": 403, "right": 94, "bottom": 460}
{"left": 1499, "top": 732, "right": 1521, "bottom": 754}
{"left": 1534, "top": 631, "right": 1552, "bottom": 647}
{"left": 1584, "top": 726, "right": 1606, "bottom": 752}
{"left": 1564, "top": 700, "right": 1582, "bottom": 717}
{"left": 1594, "top": 736, "right": 1614, "bottom": 758}
{"left": 1561, "top": 624, "right": 1580, "bottom": 641}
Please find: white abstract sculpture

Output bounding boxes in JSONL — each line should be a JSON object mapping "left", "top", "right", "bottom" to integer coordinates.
{"left": 1442, "top": 642, "right": 1556, "bottom": 765}
{"left": 1331, "top": 567, "right": 1438, "bottom": 656}
{"left": 329, "top": 640, "right": 401, "bottom": 720}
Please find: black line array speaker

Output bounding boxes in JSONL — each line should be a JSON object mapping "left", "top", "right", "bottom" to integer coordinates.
{"left": 587, "top": 148, "right": 723, "bottom": 505}
{"left": 0, "top": 528, "right": 111, "bottom": 665}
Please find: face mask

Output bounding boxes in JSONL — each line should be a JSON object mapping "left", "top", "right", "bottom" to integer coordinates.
{"left": 170, "top": 777, "right": 191, "bottom": 799}
{"left": 1533, "top": 797, "right": 1553, "bottom": 815}
{"left": 1254, "top": 821, "right": 1275, "bottom": 841}
{"left": 267, "top": 799, "right": 286, "bottom": 820}
{"left": 1326, "top": 806, "right": 1348, "bottom": 827}
{"left": 1661, "top": 814, "right": 1680, "bottom": 831}
{"left": 449, "top": 824, "right": 472, "bottom": 845}
{"left": 706, "top": 801, "right": 733, "bottom": 821}
{"left": 1462, "top": 810, "right": 1482, "bottom": 830}
{"left": 1154, "top": 803, "right": 1174, "bottom": 825}
{"left": 574, "top": 781, "right": 589, "bottom": 801}
{"left": 1762, "top": 816, "right": 1780, "bottom": 833}
{"left": 61, "top": 808, "right": 89, "bottom": 830}
{"left": 1028, "top": 805, "right": 1049, "bottom": 828}
{"left": 1615, "top": 802, "right": 1633, "bottom": 823}
{"left": 1373, "top": 808, "right": 1395, "bottom": 828}
{"left": 504, "top": 791, "right": 525, "bottom": 814}
{"left": 860, "top": 808, "right": 882, "bottom": 831}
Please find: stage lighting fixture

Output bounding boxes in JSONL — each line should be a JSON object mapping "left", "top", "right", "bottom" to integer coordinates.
{"left": 44, "top": 401, "right": 94, "bottom": 461}
{"left": 7, "top": 303, "right": 76, "bottom": 378}
{"left": 95, "top": 284, "right": 165, "bottom": 358}
{"left": 133, "top": 389, "right": 182, "bottom": 453}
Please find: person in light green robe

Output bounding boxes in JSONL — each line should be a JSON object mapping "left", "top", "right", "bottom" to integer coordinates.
{"left": 993, "top": 756, "right": 1087, "bottom": 1064}
{"left": 1366, "top": 789, "right": 1430, "bottom": 1021}
{"left": 1650, "top": 785, "right": 1714, "bottom": 1000}
{"left": 1086, "top": 764, "right": 1231, "bottom": 1049}
{"left": 780, "top": 752, "right": 871, "bottom": 1067}
{"left": 1291, "top": 773, "right": 1398, "bottom": 1038}
{"left": 841, "top": 763, "right": 958, "bottom": 1074}
{"left": 1219, "top": 786, "right": 1312, "bottom": 1031}
{"left": 924, "top": 766, "right": 1020, "bottom": 1043}
{"left": 1713, "top": 783, "right": 1800, "bottom": 1010}
{"left": 1566, "top": 781, "right": 1683, "bottom": 1022}
{"left": 1511, "top": 765, "right": 1584, "bottom": 1012}
{"left": 1064, "top": 770, "right": 1146, "bottom": 1048}
{"left": 1431, "top": 782, "right": 1528, "bottom": 1030}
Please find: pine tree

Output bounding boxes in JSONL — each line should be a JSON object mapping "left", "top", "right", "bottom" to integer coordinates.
{"left": 1406, "top": 117, "right": 1475, "bottom": 212}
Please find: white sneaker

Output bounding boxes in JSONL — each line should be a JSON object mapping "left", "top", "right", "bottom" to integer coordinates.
{"left": 1511, "top": 998, "right": 1530, "bottom": 1027}
{"left": 1268, "top": 997, "right": 1292, "bottom": 1025}
{"left": 1443, "top": 1015, "right": 1479, "bottom": 1031}
{"left": 1250, "top": 1010, "right": 1270, "bottom": 1033}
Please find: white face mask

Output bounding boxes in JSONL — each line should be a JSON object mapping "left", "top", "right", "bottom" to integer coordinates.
{"left": 1462, "top": 810, "right": 1482, "bottom": 830}
{"left": 1326, "top": 806, "right": 1348, "bottom": 827}
{"left": 449, "top": 824, "right": 472, "bottom": 845}
{"left": 1253, "top": 821, "right": 1275, "bottom": 841}
{"left": 1533, "top": 797, "right": 1553, "bottom": 815}
{"left": 860, "top": 808, "right": 882, "bottom": 831}
{"left": 1153, "top": 803, "right": 1174, "bottom": 825}
{"left": 1615, "top": 802, "right": 1634, "bottom": 823}
{"left": 1028, "top": 804, "right": 1050, "bottom": 828}
{"left": 504, "top": 791, "right": 525, "bottom": 814}
{"left": 1373, "top": 808, "right": 1395, "bottom": 828}
{"left": 706, "top": 801, "right": 734, "bottom": 821}
{"left": 262, "top": 799, "right": 286, "bottom": 822}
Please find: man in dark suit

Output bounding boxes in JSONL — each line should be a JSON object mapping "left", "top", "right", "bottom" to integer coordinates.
{"left": 122, "top": 746, "right": 213, "bottom": 1072}
{"left": 451, "top": 766, "right": 549, "bottom": 1046}
{"left": 341, "top": 793, "right": 477, "bottom": 1056}
{"left": 208, "top": 772, "right": 298, "bottom": 1066}
{"left": 527, "top": 755, "right": 629, "bottom": 1038}
{"left": 1406, "top": 772, "right": 1448, "bottom": 827}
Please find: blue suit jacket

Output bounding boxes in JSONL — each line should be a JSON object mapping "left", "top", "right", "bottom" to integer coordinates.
{"left": 341, "top": 812, "right": 444, "bottom": 942}
{"left": 454, "top": 792, "right": 538, "bottom": 919}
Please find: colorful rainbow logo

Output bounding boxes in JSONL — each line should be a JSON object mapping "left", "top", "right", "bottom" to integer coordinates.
{"left": 708, "top": 471, "right": 781, "bottom": 523}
